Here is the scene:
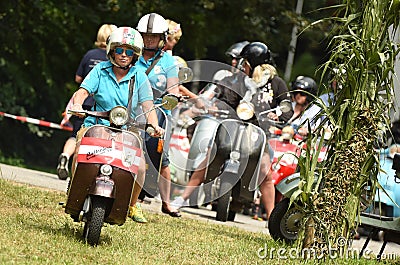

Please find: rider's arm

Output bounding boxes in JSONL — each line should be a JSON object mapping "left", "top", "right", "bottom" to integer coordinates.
{"left": 72, "top": 88, "right": 89, "bottom": 110}
{"left": 179, "top": 84, "right": 197, "bottom": 99}
{"left": 141, "top": 100, "right": 163, "bottom": 136}
{"left": 166, "top": 76, "right": 180, "bottom": 95}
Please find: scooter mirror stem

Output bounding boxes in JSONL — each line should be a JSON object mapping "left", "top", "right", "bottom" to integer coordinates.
{"left": 134, "top": 106, "right": 159, "bottom": 121}
{"left": 161, "top": 67, "right": 193, "bottom": 96}
{"left": 134, "top": 95, "right": 179, "bottom": 121}
{"left": 259, "top": 107, "right": 280, "bottom": 116}
{"left": 258, "top": 100, "right": 292, "bottom": 117}
{"left": 392, "top": 153, "right": 400, "bottom": 183}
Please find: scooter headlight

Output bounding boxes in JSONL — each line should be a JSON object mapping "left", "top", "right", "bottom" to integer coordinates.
{"left": 100, "top": 164, "right": 113, "bottom": 176}
{"left": 230, "top": 151, "right": 241, "bottom": 161}
{"left": 110, "top": 106, "right": 129, "bottom": 126}
{"left": 236, "top": 102, "right": 254, "bottom": 120}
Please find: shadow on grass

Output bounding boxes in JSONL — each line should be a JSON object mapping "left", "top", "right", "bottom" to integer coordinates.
{"left": 22, "top": 216, "right": 113, "bottom": 246}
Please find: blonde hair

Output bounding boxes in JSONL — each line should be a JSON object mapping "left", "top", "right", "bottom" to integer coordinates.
{"left": 95, "top": 24, "right": 117, "bottom": 49}
{"left": 166, "top": 19, "right": 182, "bottom": 41}
{"left": 252, "top": 64, "right": 277, "bottom": 83}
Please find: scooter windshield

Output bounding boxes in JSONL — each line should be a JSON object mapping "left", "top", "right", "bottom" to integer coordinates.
{"left": 147, "top": 65, "right": 179, "bottom": 100}
{"left": 197, "top": 83, "right": 220, "bottom": 107}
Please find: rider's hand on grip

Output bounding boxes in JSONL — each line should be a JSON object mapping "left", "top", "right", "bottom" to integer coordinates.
{"left": 146, "top": 124, "right": 164, "bottom": 138}
{"left": 68, "top": 104, "right": 85, "bottom": 118}
{"left": 267, "top": 112, "right": 279, "bottom": 121}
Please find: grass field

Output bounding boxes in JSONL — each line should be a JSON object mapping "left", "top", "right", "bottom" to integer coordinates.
{"left": 0, "top": 178, "right": 396, "bottom": 265}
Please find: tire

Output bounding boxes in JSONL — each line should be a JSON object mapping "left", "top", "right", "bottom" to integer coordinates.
{"left": 269, "top": 198, "right": 304, "bottom": 243}
{"left": 216, "top": 180, "right": 233, "bottom": 222}
{"left": 83, "top": 196, "right": 106, "bottom": 246}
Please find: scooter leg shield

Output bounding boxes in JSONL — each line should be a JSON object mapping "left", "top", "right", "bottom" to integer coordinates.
{"left": 141, "top": 136, "right": 162, "bottom": 198}
{"left": 105, "top": 169, "right": 135, "bottom": 225}
{"left": 65, "top": 164, "right": 99, "bottom": 217}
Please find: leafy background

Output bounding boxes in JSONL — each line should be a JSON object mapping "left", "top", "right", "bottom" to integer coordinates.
{"left": 0, "top": 0, "right": 336, "bottom": 171}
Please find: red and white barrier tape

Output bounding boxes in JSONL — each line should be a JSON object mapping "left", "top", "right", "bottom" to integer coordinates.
{"left": 0, "top": 111, "right": 72, "bottom": 132}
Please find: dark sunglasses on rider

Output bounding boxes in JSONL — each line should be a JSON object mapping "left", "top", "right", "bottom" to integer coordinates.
{"left": 115, "top": 47, "right": 135, "bottom": 57}
{"left": 295, "top": 91, "right": 307, "bottom": 97}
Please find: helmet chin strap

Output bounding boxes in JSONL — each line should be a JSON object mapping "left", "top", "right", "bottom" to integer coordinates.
{"left": 113, "top": 62, "right": 131, "bottom": 70}
{"left": 143, "top": 46, "right": 159, "bottom": 52}
{"left": 143, "top": 39, "right": 164, "bottom": 52}
{"left": 118, "top": 65, "right": 130, "bottom": 70}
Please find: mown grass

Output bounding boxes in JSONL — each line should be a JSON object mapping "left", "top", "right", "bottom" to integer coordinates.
{"left": 0, "top": 178, "right": 395, "bottom": 265}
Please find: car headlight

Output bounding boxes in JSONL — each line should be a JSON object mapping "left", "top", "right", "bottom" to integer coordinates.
{"left": 110, "top": 106, "right": 129, "bottom": 126}
{"left": 236, "top": 102, "right": 254, "bottom": 120}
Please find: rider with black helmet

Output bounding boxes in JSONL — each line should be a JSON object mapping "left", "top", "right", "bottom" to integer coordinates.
{"left": 172, "top": 41, "right": 293, "bottom": 222}
{"left": 237, "top": 41, "right": 293, "bottom": 221}
{"left": 225, "top": 41, "right": 250, "bottom": 68}
{"left": 290, "top": 76, "right": 318, "bottom": 104}
{"left": 288, "top": 75, "right": 322, "bottom": 136}
{"left": 239, "top": 42, "right": 293, "bottom": 123}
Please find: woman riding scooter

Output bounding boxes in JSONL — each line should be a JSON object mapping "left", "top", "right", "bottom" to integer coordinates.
{"left": 70, "top": 26, "right": 163, "bottom": 223}
{"left": 135, "top": 13, "right": 182, "bottom": 219}
{"left": 172, "top": 42, "right": 293, "bottom": 221}
{"left": 288, "top": 76, "right": 320, "bottom": 136}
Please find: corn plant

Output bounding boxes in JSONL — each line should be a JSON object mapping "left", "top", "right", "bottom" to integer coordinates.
{"left": 293, "top": 0, "right": 400, "bottom": 255}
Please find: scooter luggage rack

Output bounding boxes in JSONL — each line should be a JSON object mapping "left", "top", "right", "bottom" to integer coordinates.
{"left": 358, "top": 212, "right": 400, "bottom": 260}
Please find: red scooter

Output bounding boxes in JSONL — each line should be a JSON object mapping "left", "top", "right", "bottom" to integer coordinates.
{"left": 269, "top": 126, "right": 303, "bottom": 203}
{"left": 62, "top": 94, "right": 179, "bottom": 245}
{"left": 268, "top": 133, "right": 329, "bottom": 243}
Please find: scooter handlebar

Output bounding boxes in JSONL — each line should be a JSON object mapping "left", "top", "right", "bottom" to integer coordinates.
{"left": 67, "top": 109, "right": 110, "bottom": 119}
{"left": 145, "top": 123, "right": 164, "bottom": 138}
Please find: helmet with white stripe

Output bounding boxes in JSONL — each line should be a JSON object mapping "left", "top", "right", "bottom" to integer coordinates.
{"left": 136, "top": 13, "right": 169, "bottom": 49}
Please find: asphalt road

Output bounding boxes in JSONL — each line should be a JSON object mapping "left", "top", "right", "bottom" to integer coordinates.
{"left": 0, "top": 163, "right": 398, "bottom": 259}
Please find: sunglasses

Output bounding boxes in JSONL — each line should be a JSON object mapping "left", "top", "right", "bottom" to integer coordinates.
{"left": 295, "top": 91, "right": 307, "bottom": 97}
{"left": 115, "top": 47, "right": 135, "bottom": 57}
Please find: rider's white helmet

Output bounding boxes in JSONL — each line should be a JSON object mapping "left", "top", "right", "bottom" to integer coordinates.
{"left": 136, "top": 13, "right": 169, "bottom": 48}
{"left": 106, "top": 27, "right": 143, "bottom": 67}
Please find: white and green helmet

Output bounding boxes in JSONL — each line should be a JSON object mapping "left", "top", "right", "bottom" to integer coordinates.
{"left": 106, "top": 26, "right": 143, "bottom": 66}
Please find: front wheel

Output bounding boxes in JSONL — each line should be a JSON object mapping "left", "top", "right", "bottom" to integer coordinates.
{"left": 83, "top": 196, "right": 106, "bottom": 246}
{"left": 268, "top": 198, "right": 304, "bottom": 243}
{"left": 216, "top": 180, "right": 233, "bottom": 222}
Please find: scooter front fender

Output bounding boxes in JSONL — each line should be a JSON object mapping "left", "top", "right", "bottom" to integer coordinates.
{"left": 276, "top": 173, "right": 318, "bottom": 199}
{"left": 187, "top": 117, "right": 221, "bottom": 171}
{"left": 275, "top": 173, "right": 301, "bottom": 198}
{"left": 89, "top": 176, "right": 115, "bottom": 198}
{"left": 224, "top": 160, "right": 240, "bottom": 174}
